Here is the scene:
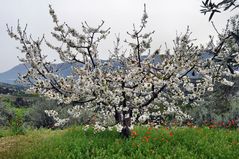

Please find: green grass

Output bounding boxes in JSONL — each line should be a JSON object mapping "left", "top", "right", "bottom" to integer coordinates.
{"left": 0, "top": 126, "right": 239, "bottom": 159}
{"left": 0, "top": 127, "right": 12, "bottom": 138}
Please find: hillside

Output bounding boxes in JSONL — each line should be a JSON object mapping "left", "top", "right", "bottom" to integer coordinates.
{"left": 0, "top": 82, "right": 25, "bottom": 94}
{"left": 0, "top": 63, "right": 74, "bottom": 85}
{"left": 0, "top": 64, "right": 28, "bottom": 85}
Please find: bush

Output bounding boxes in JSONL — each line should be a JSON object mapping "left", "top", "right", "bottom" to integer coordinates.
{"left": 9, "top": 107, "right": 28, "bottom": 135}
{"left": 14, "top": 97, "right": 29, "bottom": 108}
{"left": 24, "top": 98, "right": 56, "bottom": 128}
{"left": 190, "top": 96, "right": 239, "bottom": 128}
{"left": 0, "top": 101, "right": 14, "bottom": 127}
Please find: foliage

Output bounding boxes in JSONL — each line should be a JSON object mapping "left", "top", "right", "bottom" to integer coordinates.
{"left": 9, "top": 106, "right": 28, "bottom": 135}
{"left": 189, "top": 76, "right": 239, "bottom": 127}
{"left": 190, "top": 106, "right": 238, "bottom": 128}
{"left": 230, "top": 14, "right": 239, "bottom": 35}
{"left": 24, "top": 98, "right": 57, "bottom": 128}
{"left": 24, "top": 97, "right": 95, "bottom": 128}
{"left": 0, "top": 101, "right": 13, "bottom": 127}
{"left": 0, "top": 95, "right": 29, "bottom": 135}
{"left": 201, "top": 0, "right": 239, "bottom": 21}
{"left": 14, "top": 97, "right": 29, "bottom": 107}
{"left": 188, "top": 13, "right": 239, "bottom": 127}
{"left": 1, "top": 126, "right": 239, "bottom": 159}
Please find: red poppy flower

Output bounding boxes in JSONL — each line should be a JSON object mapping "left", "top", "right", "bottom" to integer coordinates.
{"left": 169, "top": 132, "right": 173, "bottom": 137}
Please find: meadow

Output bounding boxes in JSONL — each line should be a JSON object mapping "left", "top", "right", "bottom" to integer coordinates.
{"left": 0, "top": 93, "right": 239, "bottom": 159}
{"left": 0, "top": 126, "right": 239, "bottom": 159}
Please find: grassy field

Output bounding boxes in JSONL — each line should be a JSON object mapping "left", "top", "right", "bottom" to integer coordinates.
{"left": 0, "top": 126, "right": 239, "bottom": 159}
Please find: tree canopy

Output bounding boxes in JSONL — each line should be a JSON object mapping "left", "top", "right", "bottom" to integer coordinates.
{"left": 7, "top": 4, "right": 239, "bottom": 136}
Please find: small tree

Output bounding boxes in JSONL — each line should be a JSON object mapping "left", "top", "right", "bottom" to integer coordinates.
{"left": 7, "top": 4, "right": 239, "bottom": 137}
{"left": 193, "top": 13, "right": 239, "bottom": 123}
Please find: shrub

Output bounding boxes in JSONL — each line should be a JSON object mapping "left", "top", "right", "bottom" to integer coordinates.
{"left": 24, "top": 98, "right": 56, "bottom": 128}
{"left": 14, "top": 97, "right": 29, "bottom": 108}
{"left": 189, "top": 96, "right": 239, "bottom": 128}
{"left": 10, "top": 117, "right": 25, "bottom": 135}
{"left": 0, "top": 101, "right": 14, "bottom": 127}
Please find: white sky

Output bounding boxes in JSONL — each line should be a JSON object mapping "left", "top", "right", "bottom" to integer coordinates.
{"left": 0, "top": 0, "right": 237, "bottom": 73}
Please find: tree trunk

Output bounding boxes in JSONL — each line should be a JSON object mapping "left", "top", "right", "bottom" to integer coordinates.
{"left": 121, "top": 117, "right": 131, "bottom": 138}
{"left": 114, "top": 110, "right": 131, "bottom": 138}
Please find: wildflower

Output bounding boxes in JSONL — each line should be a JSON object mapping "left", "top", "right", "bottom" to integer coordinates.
{"left": 131, "top": 131, "right": 137, "bottom": 135}
{"left": 145, "top": 131, "right": 151, "bottom": 135}
{"left": 153, "top": 137, "right": 158, "bottom": 141}
{"left": 144, "top": 136, "right": 149, "bottom": 142}
{"left": 169, "top": 132, "right": 173, "bottom": 137}
{"left": 142, "top": 135, "right": 151, "bottom": 142}
{"left": 131, "top": 130, "right": 138, "bottom": 138}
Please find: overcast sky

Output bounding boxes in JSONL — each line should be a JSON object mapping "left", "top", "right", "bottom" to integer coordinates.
{"left": 0, "top": 0, "right": 237, "bottom": 73}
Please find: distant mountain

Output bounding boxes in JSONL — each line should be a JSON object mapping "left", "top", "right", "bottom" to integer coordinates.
{"left": 0, "top": 55, "right": 160, "bottom": 85}
{"left": 0, "top": 62, "right": 85, "bottom": 85}
{"left": 0, "top": 64, "right": 28, "bottom": 85}
{"left": 0, "top": 52, "right": 219, "bottom": 85}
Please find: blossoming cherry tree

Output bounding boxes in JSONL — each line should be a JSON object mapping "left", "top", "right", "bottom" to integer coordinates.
{"left": 7, "top": 4, "right": 239, "bottom": 137}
